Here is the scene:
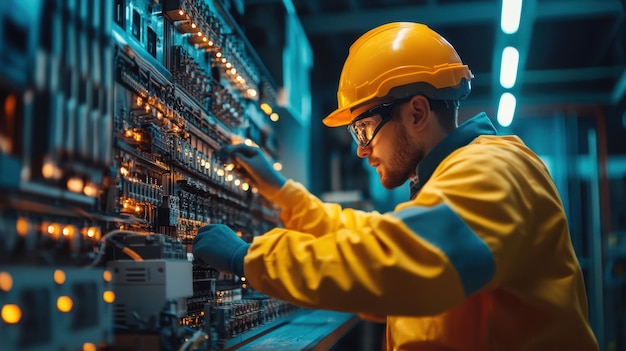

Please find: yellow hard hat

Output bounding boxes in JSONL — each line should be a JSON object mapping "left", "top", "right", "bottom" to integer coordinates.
{"left": 322, "top": 22, "right": 473, "bottom": 127}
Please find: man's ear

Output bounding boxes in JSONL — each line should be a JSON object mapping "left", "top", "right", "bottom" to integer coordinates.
{"left": 408, "top": 95, "right": 431, "bottom": 131}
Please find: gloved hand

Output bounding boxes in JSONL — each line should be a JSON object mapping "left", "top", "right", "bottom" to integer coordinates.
{"left": 219, "top": 144, "right": 287, "bottom": 197}
{"left": 192, "top": 224, "right": 250, "bottom": 276}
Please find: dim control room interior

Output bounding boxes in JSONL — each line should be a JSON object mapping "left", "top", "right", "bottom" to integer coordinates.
{"left": 0, "top": 0, "right": 624, "bottom": 350}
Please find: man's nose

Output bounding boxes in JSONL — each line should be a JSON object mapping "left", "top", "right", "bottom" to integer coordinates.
{"left": 356, "top": 144, "right": 370, "bottom": 158}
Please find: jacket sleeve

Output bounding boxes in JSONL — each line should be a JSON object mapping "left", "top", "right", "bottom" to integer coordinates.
{"left": 246, "top": 139, "right": 556, "bottom": 316}
{"left": 266, "top": 180, "right": 378, "bottom": 237}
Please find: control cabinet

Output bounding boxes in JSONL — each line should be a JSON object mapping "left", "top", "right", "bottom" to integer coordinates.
{"left": 0, "top": 0, "right": 312, "bottom": 350}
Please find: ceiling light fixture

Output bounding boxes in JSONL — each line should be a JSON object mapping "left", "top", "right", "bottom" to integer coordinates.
{"left": 501, "top": 0, "right": 523, "bottom": 34}
{"left": 500, "top": 46, "right": 519, "bottom": 89}
{"left": 497, "top": 92, "right": 517, "bottom": 127}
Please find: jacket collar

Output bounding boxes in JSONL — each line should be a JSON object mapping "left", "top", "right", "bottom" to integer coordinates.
{"left": 409, "top": 112, "right": 497, "bottom": 199}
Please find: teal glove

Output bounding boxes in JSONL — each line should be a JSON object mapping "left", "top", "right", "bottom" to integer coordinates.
{"left": 219, "top": 144, "right": 287, "bottom": 196}
{"left": 192, "top": 224, "right": 250, "bottom": 276}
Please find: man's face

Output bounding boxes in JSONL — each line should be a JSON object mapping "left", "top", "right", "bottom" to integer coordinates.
{"left": 378, "top": 119, "right": 424, "bottom": 189}
{"left": 349, "top": 98, "right": 424, "bottom": 189}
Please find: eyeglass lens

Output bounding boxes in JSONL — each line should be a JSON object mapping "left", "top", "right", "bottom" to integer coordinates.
{"left": 349, "top": 115, "right": 382, "bottom": 147}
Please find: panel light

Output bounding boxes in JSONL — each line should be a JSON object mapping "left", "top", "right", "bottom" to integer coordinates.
{"left": 500, "top": 46, "right": 519, "bottom": 89}
{"left": 497, "top": 92, "right": 517, "bottom": 127}
{"left": 501, "top": 0, "right": 523, "bottom": 34}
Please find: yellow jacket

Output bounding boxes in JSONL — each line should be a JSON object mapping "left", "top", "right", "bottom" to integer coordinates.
{"left": 244, "top": 114, "right": 599, "bottom": 350}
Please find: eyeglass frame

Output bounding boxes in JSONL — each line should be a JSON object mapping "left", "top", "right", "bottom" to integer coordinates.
{"left": 347, "top": 97, "right": 412, "bottom": 148}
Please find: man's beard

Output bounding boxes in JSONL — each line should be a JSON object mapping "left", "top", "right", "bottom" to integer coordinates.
{"left": 379, "top": 124, "right": 423, "bottom": 190}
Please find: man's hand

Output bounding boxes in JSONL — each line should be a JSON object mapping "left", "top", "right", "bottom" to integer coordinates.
{"left": 192, "top": 224, "right": 250, "bottom": 276}
{"left": 219, "top": 144, "right": 287, "bottom": 197}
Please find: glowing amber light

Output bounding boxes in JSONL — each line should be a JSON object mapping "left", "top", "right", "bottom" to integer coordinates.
{"left": 86, "top": 227, "right": 98, "bottom": 238}
{"left": 4, "top": 93, "right": 16, "bottom": 117}
{"left": 42, "top": 161, "right": 61, "bottom": 179}
{"left": 57, "top": 296, "right": 73, "bottom": 312}
{"left": 247, "top": 89, "right": 257, "bottom": 98}
{"left": 62, "top": 226, "right": 75, "bottom": 237}
{"left": 273, "top": 162, "right": 283, "bottom": 171}
{"left": 0, "top": 272, "right": 13, "bottom": 292}
{"left": 260, "top": 103, "right": 272, "bottom": 115}
{"left": 1, "top": 304, "right": 21, "bottom": 324}
{"left": 42, "top": 162, "right": 55, "bottom": 179}
{"left": 67, "top": 177, "right": 84, "bottom": 193}
{"left": 241, "top": 183, "right": 250, "bottom": 191}
{"left": 83, "top": 343, "right": 97, "bottom": 351}
{"left": 83, "top": 183, "right": 98, "bottom": 197}
{"left": 47, "top": 223, "right": 61, "bottom": 237}
{"left": 226, "top": 174, "right": 234, "bottom": 182}
{"left": 16, "top": 217, "right": 28, "bottom": 237}
{"left": 103, "top": 291, "right": 115, "bottom": 303}
{"left": 224, "top": 163, "right": 235, "bottom": 171}
{"left": 270, "top": 113, "right": 279, "bottom": 122}
{"left": 54, "top": 270, "right": 66, "bottom": 285}
{"left": 234, "top": 179, "right": 241, "bottom": 186}
{"left": 103, "top": 270, "right": 113, "bottom": 282}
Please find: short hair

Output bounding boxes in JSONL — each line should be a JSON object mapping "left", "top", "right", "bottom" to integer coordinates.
{"left": 428, "top": 99, "right": 458, "bottom": 132}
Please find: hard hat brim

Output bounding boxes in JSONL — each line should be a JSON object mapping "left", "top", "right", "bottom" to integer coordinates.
{"left": 322, "top": 102, "right": 364, "bottom": 127}
{"left": 322, "top": 109, "right": 351, "bottom": 127}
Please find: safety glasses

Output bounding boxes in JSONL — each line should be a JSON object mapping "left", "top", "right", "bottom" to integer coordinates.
{"left": 347, "top": 98, "right": 411, "bottom": 148}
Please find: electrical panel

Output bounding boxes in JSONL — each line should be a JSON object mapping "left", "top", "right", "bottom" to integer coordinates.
{"left": 0, "top": 0, "right": 301, "bottom": 350}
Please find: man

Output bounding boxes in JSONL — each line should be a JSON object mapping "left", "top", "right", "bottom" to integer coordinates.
{"left": 193, "top": 22, "right": 599, "bottom": 350}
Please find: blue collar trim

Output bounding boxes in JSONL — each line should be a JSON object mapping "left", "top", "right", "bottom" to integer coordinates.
{"left": 410, "top": 113, "right": 497, "bottom": 199}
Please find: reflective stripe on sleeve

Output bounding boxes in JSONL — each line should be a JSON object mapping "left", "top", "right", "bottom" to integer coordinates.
{"left": 392, "top": 203, "right": 495, "bottom": 296}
